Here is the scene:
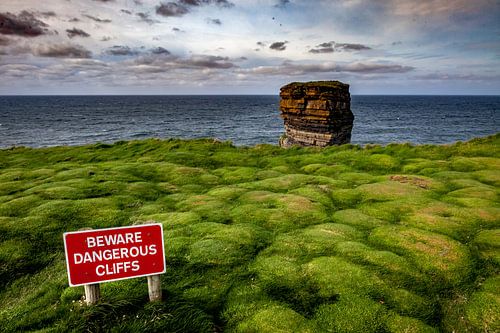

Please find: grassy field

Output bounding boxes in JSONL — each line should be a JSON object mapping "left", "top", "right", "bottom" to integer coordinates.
{"left": 0, "top": 135, "right": 498, "bottom": 332}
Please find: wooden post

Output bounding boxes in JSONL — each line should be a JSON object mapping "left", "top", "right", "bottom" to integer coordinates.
{"left": 147, "top": 275, "right": 162, "bottom": 302}
{"left": 84, "top": 283, "right": 100, "bottom": 305}
{"left": 79, "top": 227, "right": 101, "bottom": 305}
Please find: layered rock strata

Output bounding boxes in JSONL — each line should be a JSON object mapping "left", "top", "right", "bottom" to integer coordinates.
{"left": 279, "top": 81, "right": 354, "bottom": 147}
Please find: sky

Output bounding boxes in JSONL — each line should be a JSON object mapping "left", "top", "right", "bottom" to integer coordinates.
{"left": 0, "top": 0, "right": 499, "bottom": 95}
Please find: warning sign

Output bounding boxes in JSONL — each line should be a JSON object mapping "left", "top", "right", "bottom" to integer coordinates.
{"left": 63, "top": 224, "right": 165, "bottom": 286}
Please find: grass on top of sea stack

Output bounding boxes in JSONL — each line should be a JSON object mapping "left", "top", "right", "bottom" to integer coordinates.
{"left": 0, "top": 134, "right": 499, "bottom": 332}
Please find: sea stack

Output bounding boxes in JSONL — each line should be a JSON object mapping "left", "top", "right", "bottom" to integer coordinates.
{"left": 279, "top": 81, "right": 354, "bottom": 147}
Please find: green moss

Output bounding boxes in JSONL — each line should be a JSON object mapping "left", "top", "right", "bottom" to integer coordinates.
{"left": 386, "top": 313, "right": 438, "bottom": 333}
{"left": 313, "top": 294, "right": 387, "bottom": 333}
{"left": 465, "top": 291, "right": 500, "bottom": 332}
{"left": 237, "top": 304, "right": 314, "bottom": 333}
{"left": 332, "top": 209, "right": 386, "bottom": 229}
{"left": 474, "top": 229, "right": 500, "bottom": 264}
{"left": 304, "top": 256, "right": 384, "bottom": 298}
{"left": 370, "top": 226, "right": 472, "bottom": 287}
{"left": 0, "top": 135, "right": 499, "bottom": 332}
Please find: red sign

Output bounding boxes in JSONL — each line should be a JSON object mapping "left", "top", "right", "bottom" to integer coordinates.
{"left": 63, "top": 224, "right": 165, "bottom": 286}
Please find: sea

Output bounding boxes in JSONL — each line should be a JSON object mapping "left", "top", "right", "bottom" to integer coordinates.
{"left": 0, "top": 95, "right": 499, "bottom": 148}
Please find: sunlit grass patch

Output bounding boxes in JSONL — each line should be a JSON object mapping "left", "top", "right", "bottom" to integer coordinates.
{"left": 184, "top": 222, "right": 268, "bottom": 266}
{"left": 49, "top": 166, "right": 100, "bottom": 182}
{"left": 0, "top": 259, "right": 67, "bottom": 332}
{"left": 447, "top": 177, "right": 493, "bottom": 190}
{"left": 450, "top": 157, "right": 487, "bottom": 172}
{"left": 237, "top": 174, "right": 340, "bottom": 192}
{"left": 361, "top": 153, "right": 401, "bottom": 172}
{"left": 304, "top": 256, "right": 384, "bottom": 298}
{"left": 356, "top": 181, "right": 429, "bottom": 202}
{"left": 289, "top": 185, "right": 335, "bottom": 208}
{"left": 334, "top": 241, "right": 425, "bottom": 288}
{"left": 386, "top": 313, "right": 438, "bottom": 333}
{"left": 330, "top": 189, "right": 362, "bottom": 209}
{"left": 222, "top": 283, "right": 274, "bottom": 329}
{"left": 332, "top": 209, "right": 387, "bottom": 229}
{"left": 176, "top": 195, "right": 232, "bottom": 224}
{"left": 0, "top": 195, "right": 44, "bottom": 217}
{"left": 251, "top": 255, "right": 302, "bottom": 289}
{"left": 261, "top": 223, "right": 361, "bottom": 261}
{"left": 301, "top": 163, "right": 351, "bottom": 176}
{"left": 0, "top": 180, "right": 36, "bottom": 197}
{"left": 237, "top": 304, "right": 313, "bottom": 333}
{"left": 432, "top": 170, "right": 474, "bottom": 181}
{"left": 382, "top": 287, "right": 434, "bottom": 320}
{"left": 124, "top": 182, "right": 164, "bottom": 201}
{"left": 358, "top": 197, "right": 434, "bottom": 224}
{"left": 337, "top": 171, "right": 378, "bottom": 185}
{"left": 234, "top": 191, "right": 329, "bottom": 231}
{"left": 402, "top": 202, "right": 482, "bottom": 241}
{"left": 312, "top": 293, "right": 386, "bottom": 333}
{"left": 401, "top": 158, "right": 448, "bottom": 175}
{"left": 175, "top": 168, "right": 219, "bottom": 186}
{"left": 212, "top": 166, "right": 260, "bottom": 184}
{"left": 473, "top": 169, "right": 500, "bottom": 187}
{"left": 205, "top": 186, "right": 247, "bottom": 200}
{"left": 447, "top": 186, "right": 498, "bottom": 201}
{"left": 464, "top": 276, "right": 500, "bottom": 332}
{"left": 370, "top": 226, "right": 472, "bottom": 287}
{"left": 474, "top": 229, "right": 500, "bottom": 264}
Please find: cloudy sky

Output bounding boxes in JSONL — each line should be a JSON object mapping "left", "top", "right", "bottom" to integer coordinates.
{"left": 1, "top": 0, "right": 499, "bottom": 95}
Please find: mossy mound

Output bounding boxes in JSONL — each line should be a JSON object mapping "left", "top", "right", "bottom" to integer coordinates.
{"left": 0, "top": 134, "right": 499, "bottom": 332}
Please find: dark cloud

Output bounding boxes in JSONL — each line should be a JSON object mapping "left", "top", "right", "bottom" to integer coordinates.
{"left": 172, "top": 27, "right": 184, "bottom": 32}
{"left": 179, "top": 0, "right": 234, "bottom": 7}
{"left": 39, "top": 11, "right": 56, "bottom": 17}
{"left": 69, "top": 18, "right": 80, "bottom": 22}
{"left": 156, "top": 0, "right": 234, "bottom": 17}
{"left": 156, "top": 3, "right": 189, "bottom": 17}
{"left": 35, "top": 44, "right": 92, "bottom": 58}
{"left": 121, "top": 9, "right": 133, "bottom": 15}
{"left": 151, "top": 47, "right": 170, "bottom": 55}
{"left": 101, "top": 36, "right": 112, "bottom": 41}
{"left": 318, "top": 42, "right": 333, "bottom": 48}
{"left": 66, "top": 28, "right": 90, "bottom": 38}
{"left": 180, "top": 55, "right": 234, "bottom": 68}
{"left": 239, "top": 61, "right": 413, "bottom": 75}
{"left": 309, "top": 44, "right": 334, "bottom": 53}
{"left": 309, "top": 41, "right": 371, "bottom": 54}
{"left": 415, "top": 73, "right": 499, "bottom": 81}
{"left": 130, "top": 53, "right": 236, "bottom": 72}
{"left": 137, "top": 12, "right": 157, "bottom": 24}
{"left": 256, "top": 41, "right": 266, "bottom": 47}
{"left": 269, "top": 41, "right": 287, "bottom": 51}
{"left": 83, "top": 14, "right": 112, "bottom": 23}
{"left": 392, "top": 41, "right": 403, "bottom": 46}
{"left": 106, "top": 45, "right": 139, "bottom": 56}
{"left": 207, "top": 18, "right": 222, "bottom": 25}
{"left": 0, "top": 36, "right": 11, "bottom": 45}
{"left": 0, "top": 11, "right": 48, "bottom": 37}
{"left": 336, "top": 43, "right": 371, "bottom": 51}
{"left": 274, "top": 0, "right": 291, "bottom": 8}
{"left": 134, "top": 0, "right": 144, "bottom": 5}
{"left": 92, "top": 0, "right": 115, "bottom": 2}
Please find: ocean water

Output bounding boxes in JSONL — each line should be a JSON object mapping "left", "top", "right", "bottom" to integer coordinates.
{"left": 0, "top": 95, "right": 498, "bottom": 148}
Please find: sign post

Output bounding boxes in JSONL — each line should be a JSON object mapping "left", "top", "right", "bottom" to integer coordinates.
{"left": 63, "top": 223, "right": 165, "bottom": 304}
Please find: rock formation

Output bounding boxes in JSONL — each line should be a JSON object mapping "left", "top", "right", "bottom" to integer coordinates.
{"left": 279, "top": 81, "right": 354, "bottom": 147}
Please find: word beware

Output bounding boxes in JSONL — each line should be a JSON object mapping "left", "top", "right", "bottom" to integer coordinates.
{"left": 64, "top": 224, "right": 165, "bottom": 286}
